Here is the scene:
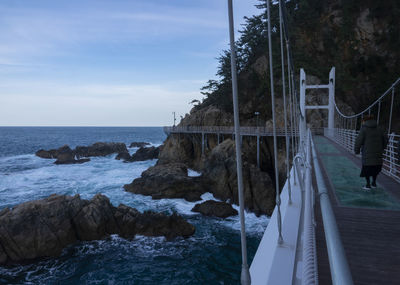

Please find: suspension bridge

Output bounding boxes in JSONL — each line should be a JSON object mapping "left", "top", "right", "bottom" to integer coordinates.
{"left": 165, "top": 1, "right": 399, "bottom": 284}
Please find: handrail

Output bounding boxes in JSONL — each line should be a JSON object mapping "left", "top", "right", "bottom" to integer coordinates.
{"left": 311, "top": 135, "right": 354, "bottom": 285}
{"left": 302, "top": 130, "right": 318, "bottom": 284}
{"left": 163, "top": 126, "right": 299, "bottom": 136}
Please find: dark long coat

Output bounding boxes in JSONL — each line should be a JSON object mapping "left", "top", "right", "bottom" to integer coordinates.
{"left": 354, "top": 119, "right": 387, "bottom": 166}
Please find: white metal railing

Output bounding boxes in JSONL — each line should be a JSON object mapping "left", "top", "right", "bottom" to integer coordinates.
{"left": 324, "top": 128, "right": 400, "bottom": 183}
{"left": 163, "top": 126, "right": 299, "bottom": 137}
{"left": 250, "top": 129, "right": 319, "bottom": 284}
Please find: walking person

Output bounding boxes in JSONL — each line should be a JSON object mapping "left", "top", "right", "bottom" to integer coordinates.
{"left": 354, "top": 115, "right": 388, "bottom": 190}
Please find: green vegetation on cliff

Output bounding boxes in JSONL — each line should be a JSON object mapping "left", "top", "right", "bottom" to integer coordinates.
{"left": 196, "top": 0, "right": 400, "bottom": 130}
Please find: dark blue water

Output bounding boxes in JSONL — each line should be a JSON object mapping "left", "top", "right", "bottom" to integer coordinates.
{"left": 0, "top": 127, "right": 165, "bottom": 158}
{"left": 0, "top": 127, "right": 267, "bottom": 284}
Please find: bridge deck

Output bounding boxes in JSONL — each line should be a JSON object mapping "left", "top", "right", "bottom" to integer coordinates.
{"left": 314, "top": 136, "right": 400, "bottom": 285}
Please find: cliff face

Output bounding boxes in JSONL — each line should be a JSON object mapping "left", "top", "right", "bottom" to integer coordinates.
{"left": 291, "top": 0, "right": 400, "bottom": 130}
{"left": 194, "top": 0, "right": 400, "bottom": 131}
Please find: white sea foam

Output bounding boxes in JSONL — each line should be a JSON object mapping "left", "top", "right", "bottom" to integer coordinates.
{"left": 187, "top": 169, "right": 202, "bottom": 177}
{"left": 0, "top": 152, "right": 268, "bottom": 236}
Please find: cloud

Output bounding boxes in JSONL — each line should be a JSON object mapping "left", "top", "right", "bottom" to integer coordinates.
{"left": 0, "top": 80, "right": 202, "bottom": 126}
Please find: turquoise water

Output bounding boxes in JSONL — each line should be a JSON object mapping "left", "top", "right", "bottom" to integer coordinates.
{"left": 0, "top": 127, "right": 268, "bottom": 284}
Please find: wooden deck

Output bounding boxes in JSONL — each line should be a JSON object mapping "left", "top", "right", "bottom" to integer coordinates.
{"left": 314, "top": 137, "right": 400, "bottom": 285}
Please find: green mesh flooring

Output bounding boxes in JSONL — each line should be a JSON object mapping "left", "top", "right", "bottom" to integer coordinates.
{"left": 315, "top": 137, "right": 400, "bottom": 210}
{"left": 314, "top": 136, "right": 341, "bottom": 154}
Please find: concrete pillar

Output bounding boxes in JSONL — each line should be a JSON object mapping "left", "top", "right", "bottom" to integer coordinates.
{"left": 201, "top": 132, "right": 205, "bottom": 155}
{"left": 257, "top": 135, "right": 260, "bottom": 168}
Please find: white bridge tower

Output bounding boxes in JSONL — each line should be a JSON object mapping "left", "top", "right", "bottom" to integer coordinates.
{"left": 299, "top": 67, "right": 335, "bottom": 145}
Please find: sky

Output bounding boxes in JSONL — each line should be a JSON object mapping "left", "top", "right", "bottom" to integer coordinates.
{"left": 0, "top": 0, "right": 260, "bottom": 126}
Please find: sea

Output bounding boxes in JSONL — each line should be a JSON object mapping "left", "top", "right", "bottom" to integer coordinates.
{"left": 0, "top": 127, "right": 269, "bottom": 285}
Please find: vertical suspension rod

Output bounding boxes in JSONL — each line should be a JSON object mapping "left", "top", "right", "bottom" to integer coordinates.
{"left": 267, "top": 0, "right": 283, "bottom": 243}
{"left": 279, "top": 0, "right": 291, "bottom": 204}
{"left": 388, "top": 87, "right": 395, "bottom": 134}
{"left": 227, "top": 1, "right": 251, "bottom": 284}
{"left": 377, "top": 100, "right": 381, "bottom": 125}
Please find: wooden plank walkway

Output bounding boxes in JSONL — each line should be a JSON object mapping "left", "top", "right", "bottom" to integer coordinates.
{"left": 314, "top": 136, "right": 400, "bottom": 285}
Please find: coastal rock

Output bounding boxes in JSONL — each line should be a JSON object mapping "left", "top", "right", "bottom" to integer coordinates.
{"left": 35, "top": 149, "right": 58, "bottom": 159}
{"left": 130, "top": 146, "right": 160, "bottom": 162}
{"left": 35, "top": 145, "right": 72, "bottom": 160}
{"left": 75, "top": 142, "right": 128, "bottom": 158}
{"left": 115, "top": 151, "right": 132, "bottom": 161}
{"left": 36, "top": 142, "right": 127, "bottom": 161}
{"left": 72, "top": 194, "right": 119, "bottom": 241}
{"left": 115, "top": 206, "right": 195, "bottom": 240}
{"left": 153, "top": 132, "right": 282, "bottom": 215}
{"left": 203, "top": 140, "right": 276, "bottom": 216}
{"left": 54, "top": 145, "right": 90, "bottom": 165}
{"left": 0, "top": 194, "right": 195, "bottom": 265}
{"left": 191, "top": 200, "right": 238, "bottom": 218}
{"left": 124, "top": 163, "right": 207, "bottom": 202}
{"left": 129, "top": 142, "right": 150, "bottom": 148}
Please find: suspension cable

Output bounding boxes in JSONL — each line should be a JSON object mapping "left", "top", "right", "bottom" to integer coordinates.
{"left": 334, "top": 78, "right": 400, "bottom": 119}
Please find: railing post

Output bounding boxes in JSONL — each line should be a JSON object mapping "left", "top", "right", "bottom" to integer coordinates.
{"left": 328, "top": 67, "right": 335, "bottom": 136}
{"left": 389, "top": 133, "right": 395, "bottom": 174}
{"left": 300, "top": 68, "right": 307, "bottom": 153}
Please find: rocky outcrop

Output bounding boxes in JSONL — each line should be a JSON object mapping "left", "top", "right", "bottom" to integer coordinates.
{"left": 54, "top": 145, "right": 90, "bottom": 165}
{"left": 191, "top": 200, "right": 238, "bottom": 218}
{"left": 36, "top": 142, "right": 129, "bottom": 163}
{"left": 130, "top": 146, "right": 160, "bottom": 162}
{"left": 129, "top": 142, "right": 150, "bottom": 148}
{"left": 180, "top": 105, "right": 233, "bottom": 127}
{"left": 0, "top": 194, "right": 195, "bottom": 265}
{"left": 126, "top": 138, "right": 277, "bottom": 216}
{"left": 202, "top": 140, "right": 276, "bottom": 216}
{"left": 35, "top": 149, "right": 58, "bottom": 159}
{"left": 124, "top": 163, "right": 208, "bottom": 202}
{"left": 115, "top": 151, "right": 132, "bottom": 161}
{"left": 115, "top": 146, "right": 161, "bottom": 162}
{"left": 75, "top": 142, "right": 128, "bottom": 158}
{"left": 36, "top": 145, "right": 90, "bottom": 164}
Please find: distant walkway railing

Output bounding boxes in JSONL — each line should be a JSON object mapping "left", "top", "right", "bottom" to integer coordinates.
{"left": 325, "top": 128, "right": 400, "bottom": 183}
{"left": 163, "top": 126, "right": 298, "bottom": 137}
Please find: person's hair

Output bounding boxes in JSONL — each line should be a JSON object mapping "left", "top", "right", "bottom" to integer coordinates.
{"left": 362, "top": 114, "right": 374, "bottom": 122}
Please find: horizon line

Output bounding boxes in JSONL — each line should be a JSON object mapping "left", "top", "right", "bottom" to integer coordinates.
{"left": 0, "top": 125, "right": 166, "bottom": 128}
